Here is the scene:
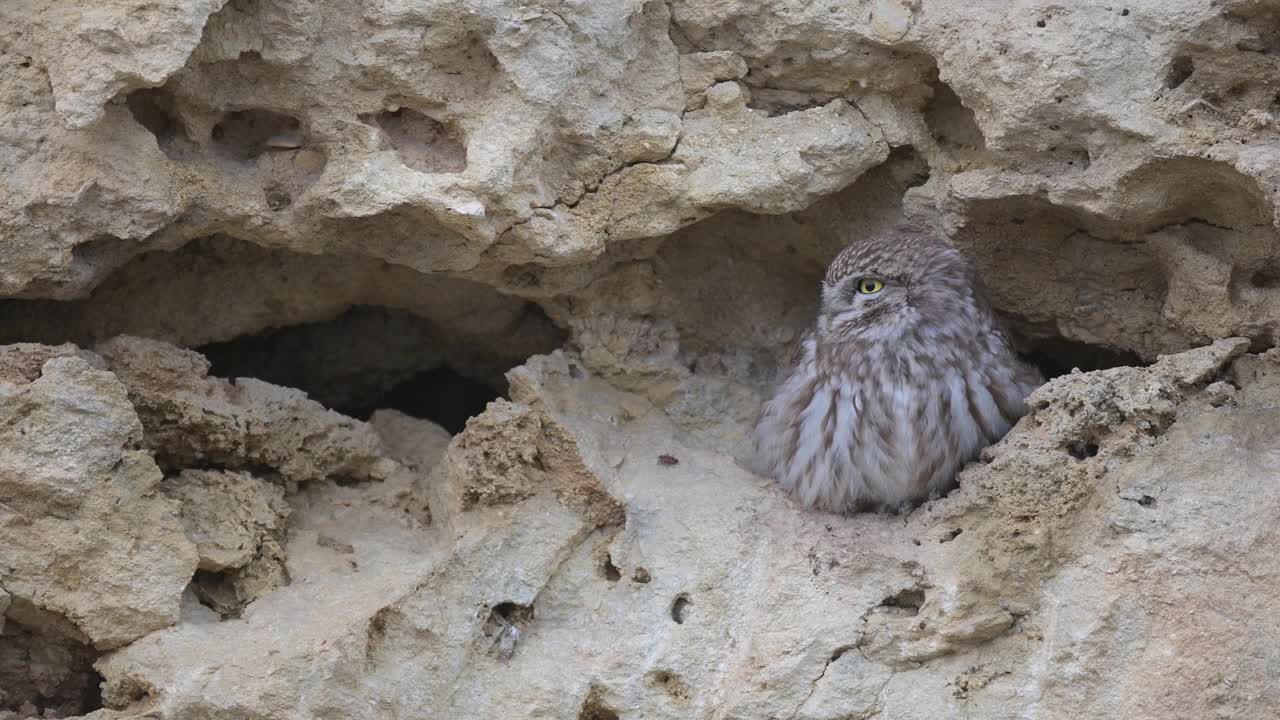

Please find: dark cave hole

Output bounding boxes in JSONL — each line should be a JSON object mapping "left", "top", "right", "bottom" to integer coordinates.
{"left": 1019, "top": 335, "right": 1148, "bottom": 381}
{"left": 1165, "top": 55, "right": 1194, "bottom": 90}
{"left": 195, "top": 306, "right": 537, "bottom": 434}
{"left": 878, "top": 587, "right": 925, "bottom": 615}
{"left": 0, "top": 621, "right": 105, "bottom": 716}
{"left": 492, "top": 601, "right": 534, "bottom": 626}
{"left": 81, "top": 670, "right": 105, "bottom": 715}
{"left": 210, "top": 108, "right": 305, "bottom": 161}
{"left": 670, "top": 594, "right": 691, "bottom": 624}
{"left": 190, "top": 569, "right": 246, "bottom": 620}
{"left": 126, "top": 87, "right": 181, "bottom": 146}
{"left": 345, "top": 366, "right": 499, "bottom": 434}
{"left": 1067, "top": 441, "right": 1100, "bottom": 460}
{"left": 1251, "top": 267, "right": 1280, "bottom": 289}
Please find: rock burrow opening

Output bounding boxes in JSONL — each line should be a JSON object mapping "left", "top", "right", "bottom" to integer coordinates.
{"left": 0, "top": 237, "right": 567, "bottom": 436}
{"left": 197, "top": 305, "right": 559, "bottom": 434}
{"left": 0, "top": 619, "right": 105, "bottom": 717}
{"left": 126, "top": 87, "right": 191, "bottom": 159}
{"left": 211, "top": 109, "right": 306, "bottom": 161}
{"left": 1018, "top": 334, "right": 1148, "bottom": 381}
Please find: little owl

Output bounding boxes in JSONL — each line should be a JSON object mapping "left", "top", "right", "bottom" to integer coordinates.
{"left": 750, "top": 225, "right": 1044, "bottom": 514}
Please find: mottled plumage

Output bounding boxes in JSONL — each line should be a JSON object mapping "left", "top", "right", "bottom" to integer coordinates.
{"left": 751, "top": 225, "right": 1044, "bottom": 514}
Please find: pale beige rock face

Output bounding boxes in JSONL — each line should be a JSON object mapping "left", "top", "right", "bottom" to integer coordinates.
{"left": 72, "top": 341, "right": 1280, "bottom": 720}
{"left": 0, "top": 350, "right": 197, "bottom": 651}
{"left": 4, "top": 0, "right": 1280, "bottom": 718}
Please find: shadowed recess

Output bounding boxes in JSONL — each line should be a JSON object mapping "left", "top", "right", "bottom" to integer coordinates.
{"left": 1019, "top": 335, "right": 1148, "bottom": 381}
{"left": 196, "top": 305, "right": 549, "bottom": 433}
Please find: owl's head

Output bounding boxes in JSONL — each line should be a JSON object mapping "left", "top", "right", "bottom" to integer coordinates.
{"left": 816, "top": 226, "right": 987, "bottom": 344}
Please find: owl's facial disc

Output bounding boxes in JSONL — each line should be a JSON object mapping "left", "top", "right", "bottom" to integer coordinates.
{"left": 819, "top": 273, "right": 912, "bottom": 341}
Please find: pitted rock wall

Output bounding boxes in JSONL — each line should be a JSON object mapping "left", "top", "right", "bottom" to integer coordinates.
{"left": 4, "top": 1, "right": 1280, "bottom": 718}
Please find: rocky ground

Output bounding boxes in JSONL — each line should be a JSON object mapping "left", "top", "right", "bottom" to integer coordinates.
{"left": 4, "top": 0, "right": 1280, "bottom": 718}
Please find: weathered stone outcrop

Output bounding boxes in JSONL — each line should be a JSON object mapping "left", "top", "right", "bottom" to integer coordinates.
{"left": 5, "top": 0, "right": 1280, "bottom": 717}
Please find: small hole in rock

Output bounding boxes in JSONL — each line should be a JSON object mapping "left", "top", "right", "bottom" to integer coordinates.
{"left": 646, "top": 670, "right": 692, "bottom": 701}
{"left": 632, "top": 567, "right": 652, "bottom": 583}
{"left": 1165, "top": 56, "right": 1194, "bottom": 90}
{"left": 924, "top": 78, "right": 987, "bottom": 151}
{"left": 1250, "top": 267, "right": 1280, "bottom": 289}
{"left": 265, "top": 187, "right": 291, "bottom": 211}
{"left": 1020, "top": 335, "right": 1147, "bottom": 381}
{"left": 1035, "top": 18, "right": 1046, "bottom": 27}
{"left": 211, "top": 109, "right": 305, "bottom": 161}
{"left": 367, "top": 107, "right": 468, "bottom": 174}
{"left": 879, "top": 587, "right": 925, "bottom": 615}
{"left": 491, "top": 601, "right": 533, "bottom": 625}
{"left": 0, "top": 620, "right": 105, "bottom": 716}
{"left": 670, "top": 594, "right": 691, "bottom": 624}
{"left": 1138, "top": 494, "right": 1156, "bottom": 507}
{"left": 578, "top": 685, "right": 620, "bottom": 720}
{"left": 940, "top": 528, "right": 963, "bottom": 543}
{"left": 126, "top": 88, "right": 178, "bottom": 144}
{"left": 484, "top": 601, "right": 531, "bottom": 660}
{"left": 1067, "top": 441, "right": 1100, "bottom": 460}
{"left": 601, "top": 554, "right": 621, "bottom": 582}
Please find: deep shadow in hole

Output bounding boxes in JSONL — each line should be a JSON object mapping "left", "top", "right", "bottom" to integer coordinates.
{"left": 81, "top": 670, "right": 105, "bottom": 714}
{"left": 194, "top": 305, "right": 546, "bottom": 434}
{"left": 1019, "top": 335, "right": 1148, "bottom": 381}
{"left": 344, "top": 366, "right": 500, "bottom": 434}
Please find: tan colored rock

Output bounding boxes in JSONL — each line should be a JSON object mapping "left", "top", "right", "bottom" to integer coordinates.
{"left": 95, "top": 335, "right": 391, "bottom": 484}
{"left": 162, "top": 470, "right": 291, "bottom": 616}
{"left": 433, "top": 399, "right": 624, "bottom": 528}
{"left": 7, "top": 0, "right": 1280, "bottom": 717}
{"left": 92, "top": 343, "right": 1280, "bottom": 719}
{"left": 164, "top": 470, "right": 289, "bottom": 573}
{"left": 0, "top": 351, "right": 197, "bottom": 650}
{"left": 369, "top": 409, "right": 453, "bottom": 473}
{"left": 5, "top": 0, "right": 225, "bottom": 130}
{"left": 4, "top": 0, "right": 1280, "bottom": 361}
{"left": 96, "top": 378, "right": 621, "bottom": 717}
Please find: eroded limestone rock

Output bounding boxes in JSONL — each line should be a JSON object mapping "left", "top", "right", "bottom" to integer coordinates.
{"left": 6, "top": 1, "right": 1280, "bottom": 718}
{"left": 96, "top": 377, "right": 622, "bottom": 717}
{"left": 163, "top": 470, "right": 290, "bottom": 617}
{"left": 0, "top": 349, "right": 197, "bottom": 651}
{"left": 79, "top": 342, "right": 1280, "bottom": 718}
{"left": 95, "top": 334, "right": 391, "bottom": 484}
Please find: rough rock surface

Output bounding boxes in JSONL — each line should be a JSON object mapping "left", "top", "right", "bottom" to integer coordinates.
{"left": 5, "top": 0, "right": 1280, "bottom": 718}
{"left": 163, "top": 470, "right": 291, "bottom": 617}
{"left": 95, "top": 335, "right": 392, "bottom": 484}
{"left": 0, "top": 347, "right": 197, "bottom": 652}
{"left": 75, "top": 340, "right": 1280, "bottom": 720}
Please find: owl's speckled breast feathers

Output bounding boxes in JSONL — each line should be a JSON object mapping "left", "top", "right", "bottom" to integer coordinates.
{"left": 750, "top": 225, "right": 1044, "bottom": 513}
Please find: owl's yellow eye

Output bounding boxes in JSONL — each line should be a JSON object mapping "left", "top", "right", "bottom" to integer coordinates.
{"left": 856, "top": 278, "right": 885, "bottom": 294}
